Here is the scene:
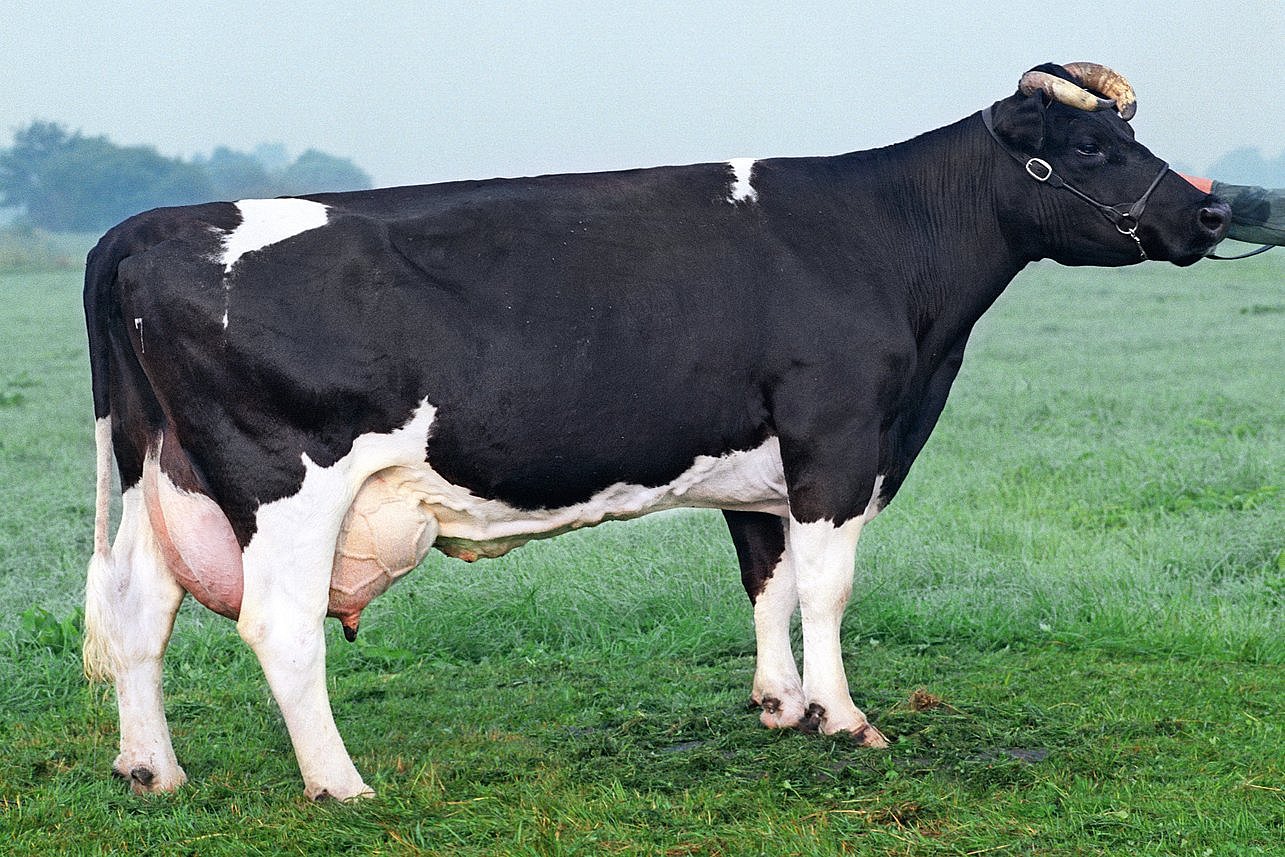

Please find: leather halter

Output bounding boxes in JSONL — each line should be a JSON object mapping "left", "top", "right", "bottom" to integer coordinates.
{"left": 981, "top": 105, "right": 1169, "bottom": 260}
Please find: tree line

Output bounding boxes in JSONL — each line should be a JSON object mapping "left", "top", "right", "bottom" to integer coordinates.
{"left": 1205, "top": 146, "right": 1285, "bottom": 187}
{"left": 0, "top": 121, "right": 372, "bottom": 233}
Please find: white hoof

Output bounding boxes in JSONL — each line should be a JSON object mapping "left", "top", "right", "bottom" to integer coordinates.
{"left": 307, "top": 780, "right": 375, "bottom": 802}
{"left": 113, "top": 756, "right": 187, "bottom": 794}
{"left": 751, "top": 683, "right": 807, "bottom": 730}
{"left": 799, "top": 703, "right": 889, "bottom": 747}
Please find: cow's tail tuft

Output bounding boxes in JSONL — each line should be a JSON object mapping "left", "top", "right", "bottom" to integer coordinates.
{"left": 82, "top": 236, "right": 124, "bottom": 683}
{"left": 83, "top": 415, "right": 118, "bottom": 682}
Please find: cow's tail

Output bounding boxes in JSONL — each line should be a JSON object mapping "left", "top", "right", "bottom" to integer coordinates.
{"left": 83, "top": 235, "right": 126, "bottom": 683}
{"left": 84, "top": 418, "right": 116, "bottom": 682}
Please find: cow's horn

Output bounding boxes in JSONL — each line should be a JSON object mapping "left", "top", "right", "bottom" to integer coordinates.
{"left": 1062, "top": 62, "right": 1137, "bottom": 121}
{"left": 1018, "top": 70, "right": 1116, "bottom": 114}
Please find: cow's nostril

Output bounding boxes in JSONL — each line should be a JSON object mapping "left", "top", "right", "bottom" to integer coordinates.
{"left": 1199, "top": 203, "right": 1231, "bottom": 237}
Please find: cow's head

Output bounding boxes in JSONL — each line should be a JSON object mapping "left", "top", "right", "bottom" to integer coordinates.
{"left": 988, "top": 62, "right": 1229, "bottom": 267}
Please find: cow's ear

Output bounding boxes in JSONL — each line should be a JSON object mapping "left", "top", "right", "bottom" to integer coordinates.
{"left": 992, "top": 92, "right": 1046, "bottom": 152}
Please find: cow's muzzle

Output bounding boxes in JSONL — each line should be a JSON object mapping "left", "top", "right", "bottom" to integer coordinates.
{"left": 1197, "top": 202, "right": 1232, "bottom": 242}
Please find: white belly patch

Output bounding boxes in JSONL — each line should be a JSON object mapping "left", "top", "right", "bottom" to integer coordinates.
{"left": 271, "top": 400, "right": 785, "bottom": 607}
{"left": 372, "top": 435, "right": 789, "bottom": 561}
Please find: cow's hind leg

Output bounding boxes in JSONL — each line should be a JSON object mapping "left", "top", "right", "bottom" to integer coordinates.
{"left": 724, "top": 511, "right": 805, "bottom": 729}
{"left": 84, "top": 486, "right": 188, "bottom": 793}
{"left": 236, "top": 487, "right": 373, "bottom": 801}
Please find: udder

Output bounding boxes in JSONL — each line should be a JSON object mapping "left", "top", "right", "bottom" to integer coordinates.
{"left": 328, "top": 468, "right": 438, "bottom": 639}
{"left": 146, "top": 458, "right": 437, "bottom": 638}
{"left": 144, "top": 455, "right": 245, "bottom": 620}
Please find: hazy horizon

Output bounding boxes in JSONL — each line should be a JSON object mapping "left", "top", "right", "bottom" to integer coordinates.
{"left": 4, "top": 2, "right": 1282, "bottom": 188}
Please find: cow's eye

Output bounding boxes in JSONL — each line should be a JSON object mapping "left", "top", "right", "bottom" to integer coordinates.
{"left": 1076, "top": 141, "right": 1103, "bottom": 157}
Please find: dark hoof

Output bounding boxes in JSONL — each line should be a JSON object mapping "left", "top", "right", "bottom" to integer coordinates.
{"left": 343, "top": 623, "right": 358, "bottom": 642}
{"left": 850, "top": 722, "right": 891, "bottom": 748}
{"left": 797, "top": 703, "right": 825, "bottom": 734}
{"left": 130, "top": 766, "right": 155, "bottom": 787}
{"left": 748, "top": 695, "right": 783, "bottom": 714}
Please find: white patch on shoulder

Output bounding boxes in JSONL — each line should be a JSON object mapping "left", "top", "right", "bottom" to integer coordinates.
{"left": 219, "top": 198, "right": 329, "bottom": 273}
{"left": 726, "top": 158, "right": 758, "bottom": 204}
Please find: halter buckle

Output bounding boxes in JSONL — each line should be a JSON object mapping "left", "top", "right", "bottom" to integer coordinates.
{"left": 1025, "top": 159, "right": 1053, "bottom": 182}
{"left": 1110, "top": 205, "right": 1137, "bottom": 234}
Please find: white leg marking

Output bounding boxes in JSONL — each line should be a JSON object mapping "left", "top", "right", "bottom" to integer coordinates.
{"left": 83, "top": 416, "right": 117, "bottom": 682}
{"left": 238, "top": 543, "right": 369, "bottom": 800}
{"left": 236, "top": 401, "right": 436, "bottom": 800}
{"left": 790, "top": 515, "right": 888, "bottom": 745}
{"left": 751, "top": 538, "right": 804, "bottom": 728}
{"left": 862, "top": 474, "right": 886, "bottom": 523}
{"left": 89, "top": 486, "right": 189, "bottom": 792}
{"left": 238, "top": 487, "right": 370, "bottom": 801}
{"left": 726, "top": 158, "right": 758, "bottom": 204}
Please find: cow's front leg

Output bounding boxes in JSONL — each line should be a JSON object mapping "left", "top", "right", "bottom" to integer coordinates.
{"left": 238, "top": 514, "right": 372, "bottom": 801}
{"left": 789, "top": 514, "right": 888, "bottom": 746}
{"left": 724, "top": 511, "right": 804, "bottom": 729}
{"left": 774, "top": 393, "right": 891, "bottom": 746}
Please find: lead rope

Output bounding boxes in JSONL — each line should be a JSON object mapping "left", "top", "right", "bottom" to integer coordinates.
{"left": 1207, "top": 244, "right": 1274, "bottom": 261}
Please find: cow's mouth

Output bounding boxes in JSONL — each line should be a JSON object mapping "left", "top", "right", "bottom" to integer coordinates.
{"left": 1143, "top": 200, "right": 1231, "bottom": 265}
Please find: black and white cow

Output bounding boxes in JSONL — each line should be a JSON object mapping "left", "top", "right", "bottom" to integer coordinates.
{"left": 83, "top": 63, "right": 1230, "bottom": 799}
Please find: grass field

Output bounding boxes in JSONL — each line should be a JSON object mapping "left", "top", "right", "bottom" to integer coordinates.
{"left": 0, "top": 228, "right": 97, "bottom": 274}
{"left": 0, "top": 255, "right": 1281, "bottom": 856}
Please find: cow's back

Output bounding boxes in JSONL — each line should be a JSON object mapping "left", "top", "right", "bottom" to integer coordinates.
{"left": 101, "top": 163, "right": 813, "bottom": 543}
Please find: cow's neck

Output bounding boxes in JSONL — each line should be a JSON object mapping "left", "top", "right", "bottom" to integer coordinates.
{"left": 833, "top": 114, "right": 1030, "bottom": 344}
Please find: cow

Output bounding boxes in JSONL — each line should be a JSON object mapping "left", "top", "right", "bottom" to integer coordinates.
{"left": 82, "top": 62, "right": 1230, "bottom": 800}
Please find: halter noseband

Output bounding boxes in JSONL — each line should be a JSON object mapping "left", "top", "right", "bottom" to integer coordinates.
{"left": 981, "top": 105, "right": 1169, "bottom": 260}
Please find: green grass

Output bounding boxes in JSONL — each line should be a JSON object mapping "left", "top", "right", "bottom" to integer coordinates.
{"left": 0, "top": 228, "right": 96, "bottom": 274}
{"left": 1, "top": 256, "right": 1282, "bottom": 855}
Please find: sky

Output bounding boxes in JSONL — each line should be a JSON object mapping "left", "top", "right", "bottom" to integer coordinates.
{"left": 2, "top": 1, "right": 1282, "bottom": 188}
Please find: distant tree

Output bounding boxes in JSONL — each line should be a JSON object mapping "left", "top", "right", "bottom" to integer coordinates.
{"left": 195, "top": 144, "right": 375, "bottom": 199}
{"left": 200, "top": 146, "right": 278, "bottom": 200}
{"left": 278, "top": 149, "right": 372, "bottom": 194}
{"left": 36, "top": 138, "right": 211, "bottom": 232}
{"left": 0, "top": 121, "right": 75, "bottom": 213}
{"left": 252, "top": 142, "right": 291, "bottom": 173}
{"left": 1, "top": 122, "right": 376, "bottom": 231}
{"left": 1205, "top": 146, "right": 1285, "bottom": 187}
{"left": 0, "top": 121, "right": 212, "bottom": 232}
